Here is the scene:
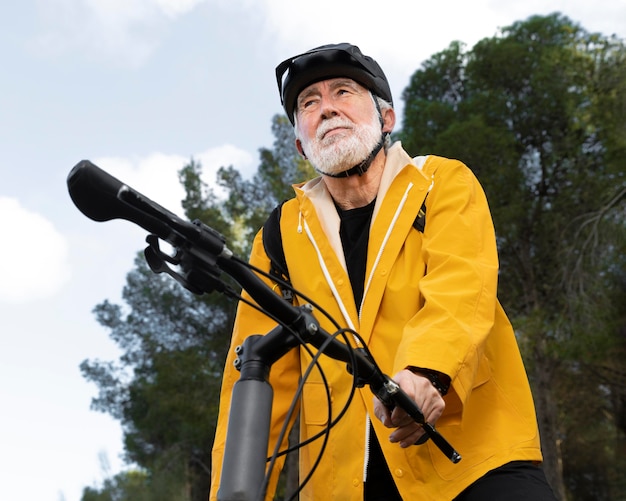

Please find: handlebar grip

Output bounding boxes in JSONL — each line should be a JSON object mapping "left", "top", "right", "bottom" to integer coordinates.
{"left": 218, "top": 378, "right": 273, "bottom": 501}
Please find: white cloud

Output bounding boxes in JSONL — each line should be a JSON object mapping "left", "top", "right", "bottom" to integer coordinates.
{"left": 258, "top": 0, "right": 498, "bottom": 63}
{"left": 31, "top": 0, "right": 626, "bottom": 72}
{"left": 32, "top": 0, "right": 206, "bottom": 65}
{"left": 196, "top": 143, "right": 256, "bottom": 180}
{"left": 154, "top": 0, "right": 206, "bottom": 18}
{"left": 256, "top": 0, "right": 626, "bottom": 92}
{"left": 92, "top": 145, "right": 254, "bottom": 219}
{"left": 0, "top": 197, "right": 70, "bottom": 304}
{"left": 91, "top": 152, "right": 190, "bottom": 218}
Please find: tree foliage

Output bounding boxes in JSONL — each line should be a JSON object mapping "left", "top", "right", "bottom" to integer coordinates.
{"left": 81, "top": 470, "right": 150, "bottom": 501}
{"left": 81, "top": 115, "right": 309, "bottom": 500}
{"left": 80, "top": 257, "right": 227, "bottom": 500}
{"left": 399, "top": 12, "right": 626, "bottom": 500}
{"left": 214, "top": 114, "right": 314, "bottom": 256}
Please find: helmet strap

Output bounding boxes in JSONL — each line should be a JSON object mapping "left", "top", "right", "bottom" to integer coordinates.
{"left": 321, "top": 133, "right": 387, "bottom": 178}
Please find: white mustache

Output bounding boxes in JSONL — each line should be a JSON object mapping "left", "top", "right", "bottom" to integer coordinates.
{"left": 316, "top": 118, "right": 354, "bottom": 140}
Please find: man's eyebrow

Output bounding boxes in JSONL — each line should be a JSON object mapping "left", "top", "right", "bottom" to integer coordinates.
{"left": 297, "top": 86, "right": 318, "bottom": 103}
{"left": 329, "top": 78, "right": 360, "bottom": 90}
{"left": 297, "top": 78, "right": 362, "bottom": 107}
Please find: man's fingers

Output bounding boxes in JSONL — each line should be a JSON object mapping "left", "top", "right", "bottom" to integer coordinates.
{"left": 389, "top": 423, "right": 426, "bottom": 448}
{"left": 373, "top": 398, "right": 393, "bottom": 427}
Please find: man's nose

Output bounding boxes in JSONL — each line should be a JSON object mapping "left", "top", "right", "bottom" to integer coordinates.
{"left": 319, "top": 95, "right": 340, "bottom": 120}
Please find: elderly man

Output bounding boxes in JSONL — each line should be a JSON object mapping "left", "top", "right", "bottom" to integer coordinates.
{"left": 210, "top": 43, "right": 556, "bottom": 501}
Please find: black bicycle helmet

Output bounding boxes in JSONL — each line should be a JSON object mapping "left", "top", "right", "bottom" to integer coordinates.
{"left": 275, "top": 43, "right": 393, "bottom": 124}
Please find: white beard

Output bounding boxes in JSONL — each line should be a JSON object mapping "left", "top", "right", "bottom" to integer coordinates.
{"left": 299, "top": 111, "right": 382, "bottom": 176}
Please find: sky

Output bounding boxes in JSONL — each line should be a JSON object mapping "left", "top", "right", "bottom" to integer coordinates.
{"left": 0, "top": 1, "right": 624, "bottom": 499}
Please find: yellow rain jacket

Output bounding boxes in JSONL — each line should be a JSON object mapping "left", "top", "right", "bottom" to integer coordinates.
{"left": 211, "top": 143, "right": 542, "bottom": 500}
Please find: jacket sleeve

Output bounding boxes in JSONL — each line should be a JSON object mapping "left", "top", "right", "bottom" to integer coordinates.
{"left": 394, "top": 158, "right": 500, "bottom": 420}
{"left": 210, "top": 229, "right": 301, "bottom": 500}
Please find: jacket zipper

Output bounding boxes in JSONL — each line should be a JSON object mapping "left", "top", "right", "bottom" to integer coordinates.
{"left": 360, "top": 182, "right": 414, "bottom": 317}
{"left": 361, "top": 182, "right": 413, "bottom": 484}
{"left": 302, "top": 182, "right": 414, "bottom": 486}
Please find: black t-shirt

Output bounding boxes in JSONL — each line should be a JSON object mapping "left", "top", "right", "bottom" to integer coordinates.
{"left": 336, "top": 199, "right": 375, "bottom": 307}
{"left": 335, "top": 200, "right": 403, "bottom": 500}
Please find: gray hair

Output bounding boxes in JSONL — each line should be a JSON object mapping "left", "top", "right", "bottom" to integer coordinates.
{"left": 374, "top": 95, "right": 393, "bottom": 151}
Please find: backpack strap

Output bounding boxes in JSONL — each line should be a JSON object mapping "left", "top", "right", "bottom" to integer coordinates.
{"left": 411, "top": 154, "right": 442, "bottom": 233}
{"left": 412, "top": 195, "right": 428, "bottom": 233}
{"left": 262, "top": 201, "right": 293, "bottom": 302}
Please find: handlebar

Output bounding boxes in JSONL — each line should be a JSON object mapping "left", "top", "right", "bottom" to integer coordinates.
{"left": 67, "top": 160, "right": 461, "bottom": 501}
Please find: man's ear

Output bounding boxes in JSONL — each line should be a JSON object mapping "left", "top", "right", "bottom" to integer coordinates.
{"left": 295, "top": 138, "right": 307, "bottom": 159}
{"left": 381, "top": 107, "right": 396, "bottom": 134}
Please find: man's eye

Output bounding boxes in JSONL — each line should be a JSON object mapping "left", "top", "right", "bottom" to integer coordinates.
{"left": 301, "top": 98, "right": 318, "bottom": 109}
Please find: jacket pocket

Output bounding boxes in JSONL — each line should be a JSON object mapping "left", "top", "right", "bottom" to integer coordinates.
{"left": 302, "top": 381, "right": 332, "bottom": 426}
{"left": 440, "top": 355, "right": 491, "bottom": 424}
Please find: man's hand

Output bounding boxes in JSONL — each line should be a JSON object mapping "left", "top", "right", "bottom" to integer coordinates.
{"left": 373, "top": 369, "right": 445, "bottom": 448}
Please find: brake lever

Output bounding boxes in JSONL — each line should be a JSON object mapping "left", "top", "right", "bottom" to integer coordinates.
{"left": 144, "top": 234, "right": 228, "bottom": 295}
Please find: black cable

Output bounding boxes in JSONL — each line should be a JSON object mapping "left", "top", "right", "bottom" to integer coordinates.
{"left": 238, "top": 256, "right": 344, "bottom": 331}
{"left": 230, "top": 258, "right": 367, "bottom": 499}
{"left": 259, "top": 327, "right": 335, "bottom": 501}
{"left": 227, "top": 288, "right": 336, "bottom": 499}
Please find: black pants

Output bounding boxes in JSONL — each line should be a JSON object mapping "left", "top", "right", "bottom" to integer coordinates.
{"left": 453, "top": 461, "right": 558, "bottom": 501}
{"left": 365, "top": 429, "right": 557, "bottom": 501}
